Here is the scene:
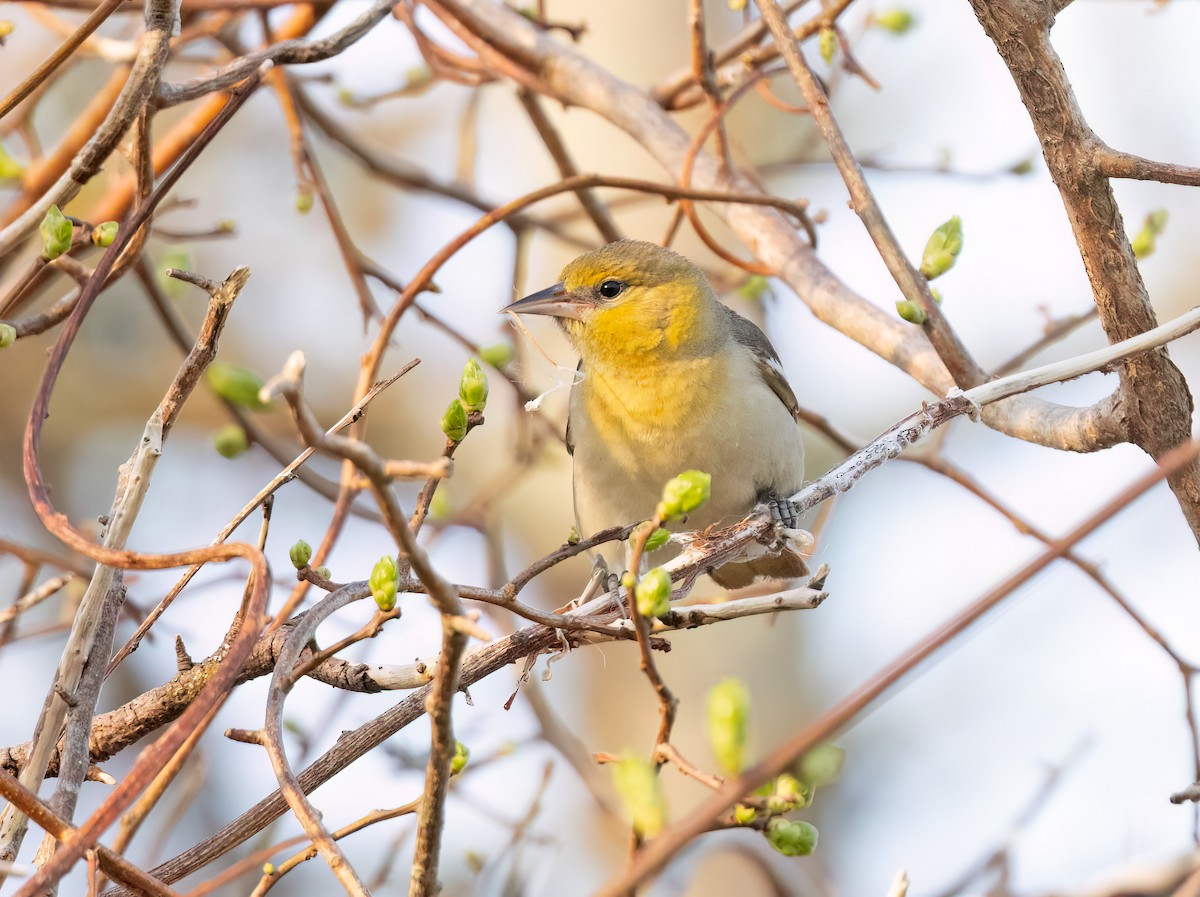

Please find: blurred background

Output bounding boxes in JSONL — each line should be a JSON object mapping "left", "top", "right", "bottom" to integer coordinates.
{"left": 2, "top": 0, "right": 1200, "bottom": 894}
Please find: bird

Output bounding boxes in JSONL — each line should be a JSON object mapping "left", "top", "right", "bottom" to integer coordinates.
{"left": 503, "top": 239, "right": 808, "bottom": 588}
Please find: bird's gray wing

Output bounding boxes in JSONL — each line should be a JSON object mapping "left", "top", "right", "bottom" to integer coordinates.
{"left": 723, "top": 305, "right": 801, "bottom": 421}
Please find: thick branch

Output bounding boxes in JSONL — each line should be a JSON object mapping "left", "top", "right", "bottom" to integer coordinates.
{"left": 968, "top": 0, "right": 1200, "bottom": 540}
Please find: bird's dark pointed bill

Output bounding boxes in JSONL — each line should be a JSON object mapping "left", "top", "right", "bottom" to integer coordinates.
{"left": 501, "top": 282, "right": 585, "bottom": 319}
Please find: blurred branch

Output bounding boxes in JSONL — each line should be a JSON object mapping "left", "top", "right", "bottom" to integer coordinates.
{"left": 0, "top": 771, "right": 178, "bottom": 897}
{"left": 0, "top": 0, "right": 126, "bottom": 119}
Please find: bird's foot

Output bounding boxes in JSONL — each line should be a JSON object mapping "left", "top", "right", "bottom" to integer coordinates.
{"left": 768, "top": 496, "right": 801, "bottom": 530}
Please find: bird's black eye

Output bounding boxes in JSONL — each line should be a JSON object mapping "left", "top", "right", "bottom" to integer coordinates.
{"left": 597, "top": 279, "right": 625, "bottom": 300}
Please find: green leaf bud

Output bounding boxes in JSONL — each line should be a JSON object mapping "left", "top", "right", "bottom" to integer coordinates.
{"left": 800, "top": 743, "right": 845, "bottom": 788}
{"left": 0, "top": 142, "right": 23, "bottom": 180}
{"left": 39, "top": 205, "right": 73, "bottom": 261}
{"left": 1132, "top": 208, "right": 1168, "bottom": 259}
{"left": 478, "top": 341, "right": 515, "bottom": 368}
{"left": 262, "top": 863, "right": 275, "bottom": 876}
{"left": 315, "top": 566, "right": 332, "bottom": 580}
{"left": 429, "top": 490, "right": 451, "bottom": 521}
{"left": 766, "top": 818, "right": 818, "bottom": 856}
{"left": 157, "top": 247, "right": 193, "bottom": 299}
{"left": 1009, "top": 156, "right": 1035, "bottom": 176}
{"left": 767, "top": 773, "right": 808, "bottom": 813}
{"left": 818, "top": 27, "right": 837, "bottom": 65}
{"left": 212, "top": 423, "right": 249, "bottom": 458}
{"left": 621, "top": 571, "right": 637, "bottom": 591}
{"left": 441, "top": 398, "right": 468, "bottom": 442}
{"left": 895, "top": 299, "right": 926, "bottom": 325}
{"left": 0, "top": 21, "right": 14, "bottom": 38}
{"left": 91, "top": 221, "right": 119, "bottom": 247}
{"left": 629, "top": 521, "right": 671, "bottom": 553}
{"left": 458, "top": 358, "right": 489, "bottom": 413}
{"left": 707, "top": 678, "right": 750, "bottom": 776}
{"left": 919, "top": 215, "right": 964, "bottom": 280}
{"left": 207, "top": 362, "right": 273, "bottom": 410}
{"left": 405, "top": 64, "right": 432, "bottom": 84}
{"left": 736, "top": 274, "right": 770, "bottom": 302}
{"left": 657, "top": 470, "right": 711, "bottom": 520}
{"left": 612, "top": 754, "right": 667, "bottom": 838}
{"left": 872, "top": 8, "right": 916, "bottom": 34}
{"left": 635, "top": 567, "right": 672, "bottom": 618}
{"left": 289, "top": 539, "right": 312, "bottom": 570}
{"left": 733, "top": 804, "right": 757, "bottom": 825}
{"left": 369, "top": 555, "right": 398, "bottom": 611}
{"left": 451, "top": 741, "right": 470, "bottom": 775}
{"left": 294, "top": 188, "right": 314, "bottom": 214}
{"left": 0, "top": 322, "right": 15, "bottom": 350}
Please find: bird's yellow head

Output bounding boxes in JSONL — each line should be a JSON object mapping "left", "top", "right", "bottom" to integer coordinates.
{"left": 503, "top": 240, "right": 725, "bottom": 367}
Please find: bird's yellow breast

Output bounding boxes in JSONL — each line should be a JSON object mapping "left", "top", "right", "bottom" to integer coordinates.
{"left": 578, "top": 350, "right": 729, "bottom": 449}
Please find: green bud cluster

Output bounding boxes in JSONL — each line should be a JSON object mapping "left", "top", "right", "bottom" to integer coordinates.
{"left": 315, "top": 566, "right": 332, "bottom": 581}
{"left": 213, "top": 424, "right": 250, "bottom": 458}
{"left": 39, "top": 205, "right": 73, "bottom": 261}
{"left": 369, "top": 555, "right": 399, "bottom": 611}
{"left": 657, "top": 470, "right": 711, "bottom": 520}
{"left": 634, "top": 567, "right": 672, "bottom": 618}
{"left": 0, "top": 322, "right": 15, "bottom": 350}
{"left": 612, "top": 754, "right": 667, "bottom": 838}
{"left": 706, "top": 678, "right": 750, "bottom": 775}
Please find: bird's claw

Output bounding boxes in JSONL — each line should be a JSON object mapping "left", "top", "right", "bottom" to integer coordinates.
{"left": 768, "top": 496, "right": 801, "bottom": 530}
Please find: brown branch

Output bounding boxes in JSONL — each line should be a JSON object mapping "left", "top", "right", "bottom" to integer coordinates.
{"left": 0, "top": 0, "right": 178, "bottom": 259}
{"left": 0, "top": 0, "right": 126, "bottom": 119}
{"left": 756, "top": 0, "right": 983, "bottom": 389}
{"left": 0, "top": 771, "right": 179, "bottom": 897}
{"left": 1093, "top": 145, "right": 1200, "bottom": 187}
{"left": 596, "top": 436, "right": 1200, "bottom": 895}
{"left": 968, "top": 1, "right": 1200, "bottom": 541}
{"left": 7, "top": 65, "right": 272, "bottom": 897}
{"left": 517, "top": 88, "right": 621, "bottom": 243}
{"left": 260, "top": 586, "right": 372, "bottom": 895}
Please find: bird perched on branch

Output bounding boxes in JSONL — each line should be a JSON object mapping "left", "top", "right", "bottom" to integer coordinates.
{"left": 504, "top": 239, "right": 808, "bottom": 588}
